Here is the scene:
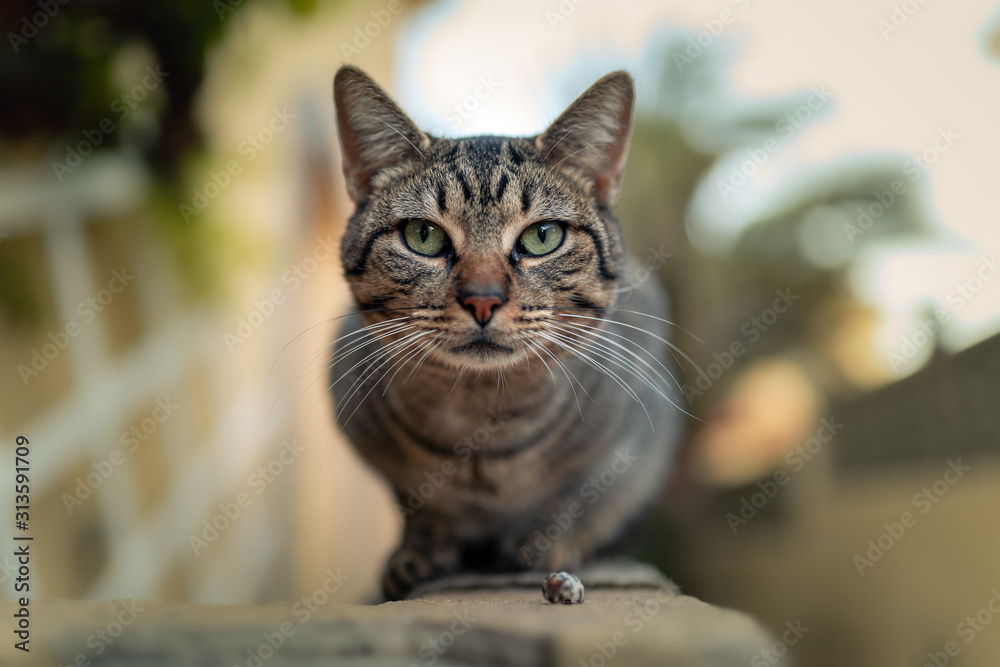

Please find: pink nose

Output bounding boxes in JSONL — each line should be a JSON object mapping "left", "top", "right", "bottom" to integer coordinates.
{"left": 461, "top": 295, "right": 504, "bottom": 326}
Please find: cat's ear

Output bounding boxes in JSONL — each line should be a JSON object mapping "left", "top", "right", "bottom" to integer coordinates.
{"left": 536, "top": 71, "right": 635, "bottom": 207}
{"left": 334, "top": 65, "right": 429, "bottom": 204}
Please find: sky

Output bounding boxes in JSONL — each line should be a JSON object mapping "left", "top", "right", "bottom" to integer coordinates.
{"left": 394, "top": 0, "right": 1000, "bottom": 365}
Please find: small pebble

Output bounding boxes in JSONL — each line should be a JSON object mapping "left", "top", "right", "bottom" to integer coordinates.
{"left": 543, "top": 571, "right": 585, "bottom": 604}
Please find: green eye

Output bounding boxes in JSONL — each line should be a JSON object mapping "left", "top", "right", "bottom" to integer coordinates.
{"left": 519, "top": 222, "right": 565, "bottom": 256}
{"left": 402, "top": 219, "right": 448, "bottom": 256}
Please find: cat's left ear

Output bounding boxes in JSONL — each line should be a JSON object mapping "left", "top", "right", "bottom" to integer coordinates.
{"left": 536, "top": 71, "right": 635, "bottom": 207}
{"left": 334, "top": 65, "right": 429, "bottom": 205}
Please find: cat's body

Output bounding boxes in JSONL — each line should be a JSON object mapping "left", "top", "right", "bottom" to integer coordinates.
{"left": 330, "top": 67, "right": 683, "bottom": 599}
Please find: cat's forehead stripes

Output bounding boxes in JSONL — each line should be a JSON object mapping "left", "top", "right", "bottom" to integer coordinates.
{"left": 343, "top": 133, "right": 621, "bottom": 282}
{"left": 521, "top": 182, "right": 534, "bottom": 214}
{"left": 435, "top": 182, "right": 447, "bottom": 213}
{"left": 494, "top": 172, "right": 510, "bottom": 205}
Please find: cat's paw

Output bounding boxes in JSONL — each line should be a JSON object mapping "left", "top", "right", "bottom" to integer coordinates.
{"left": 381, "top": 539, "right": 459, "bottom": 601}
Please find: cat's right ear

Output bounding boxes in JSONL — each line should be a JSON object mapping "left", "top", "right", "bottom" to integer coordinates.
{"left": 333, "top": 66, "right": 428, "bottom": 204}
{"left": 536, "top": 71, "right": 635, "bottom": 208}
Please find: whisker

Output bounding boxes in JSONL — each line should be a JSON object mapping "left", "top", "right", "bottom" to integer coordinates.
{"left": 545, "top": 324, "right": 697, "bottom": 420}
{"left": 545, "top": 329, "right": 658, "bottom": 405}
{"left": 546, "top": 318, "right": 682, "bottom": 392}
{"left": 330, "top": 326, "right": 421, "bottom": 389}
{"left": 295, "top": 330, "right": 419, "bottom": 425}
{"left": 285, "top": 323, "right": 418, "bottom": 416}
{"left": 552, "top": 311, "right": 706, "bottom": 377}
{"left": 339, "top": 333, "right": 430, "bottom": 426}
{"left": 550, "top": 320, "right": 701, "bottom": 421}
{"left": 545, "top": 144, "right": 592, "bottom": 178}
{"left": 335, "top": 332, "right": 430, "bottom": 425}
{"left": 323, "top": 331, "right": 425, "bottom": 423}
{"left": 547, "top": 321, "right": 672, "bottom": 391}
{"left": 541, "top": 128, "right": 574, "bottom": 161}
{"left": 325, "top": 319, "right": 418, "bottom": 371}
{"left": 267, "top": 317, "right": 416, "bottom": 422}
{"left": 548, "top": 342, "right": 592, "bottom": 402}
{"left": 268, "top": 306, "right": 424, "bottom": 378}
{"left": 383, "top": 337, "right": 439, "bottom": 397}
{"left": 552, "top": 307, "right": 705, "bottom": 344}
{"left": 493, "top": 365, "right": 505, "bottom": 401}
{"left": 377, "top": 119, "right": 426, "bottom": 159}
{"left": 523, "top": 340, "right": 557, "bottom": 387}
{"left": 444, "top": 366, "right": 466, "bottom": 401}
{"left": 607, "top": 282, "right": 644, "bottom": 294}
{"left": 527, "top": 340, "right": 585, "bottom": 418}
{"left": 265, "top": 318, "right": 416, "bottom": 421}
{"left": 536, "top": 331, "right": 651, "bottom": 428}
{"left": 404, "top": 332, "right": 449, "bottom": 384}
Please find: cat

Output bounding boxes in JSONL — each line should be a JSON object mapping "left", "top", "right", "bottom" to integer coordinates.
{"left": 330, "top": 65, "right": 683, "bottom": 600}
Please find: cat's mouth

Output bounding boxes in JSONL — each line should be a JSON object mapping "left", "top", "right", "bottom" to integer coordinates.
{"left": 451, "top": 337, "right": 515, "bottom": 355}
{"left": 445, "top": 333, "right": 519, "bottom": 368}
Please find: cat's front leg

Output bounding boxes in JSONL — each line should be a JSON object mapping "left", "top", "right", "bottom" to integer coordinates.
{"left": 381, "top": 524, "right": 461, "bottom": 601}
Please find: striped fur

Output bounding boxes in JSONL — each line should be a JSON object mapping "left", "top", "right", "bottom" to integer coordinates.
{"left": 331, "top": 66, "right": 682, "bottom": 600}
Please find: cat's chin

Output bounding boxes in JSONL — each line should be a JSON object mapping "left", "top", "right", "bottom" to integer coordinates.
{"left": 436, "top": 339, "right": 530, "bottom": 372}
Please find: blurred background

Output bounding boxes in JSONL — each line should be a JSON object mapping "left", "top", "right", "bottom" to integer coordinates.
{"left": 1, "top": 0, "right": 999, "bottom": 664}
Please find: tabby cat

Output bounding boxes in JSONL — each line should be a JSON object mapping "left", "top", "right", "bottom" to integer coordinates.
{"left": 330, "top": 65, "right": 683, "bottom": 600}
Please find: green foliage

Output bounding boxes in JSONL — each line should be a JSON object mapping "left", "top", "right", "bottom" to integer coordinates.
{"left": 0, "top": 246, "right": 41, "bottom": 328}
{"left": 0, "top": 0, "right": 325, "bottom": 317}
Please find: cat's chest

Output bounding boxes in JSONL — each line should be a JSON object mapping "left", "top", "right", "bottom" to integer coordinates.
{"left": 385, "top": 380, "right": 534, "bottom": 454}
{"left": 381, "top": 358, "right": 551, "bottom": 434}
{"left": 375, "top": 372, "right": 573, "bottom": 500}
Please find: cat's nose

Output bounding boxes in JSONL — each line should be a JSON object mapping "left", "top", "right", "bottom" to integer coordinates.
{"left": 460, "top": 293, "right": 505, "bottom": 326}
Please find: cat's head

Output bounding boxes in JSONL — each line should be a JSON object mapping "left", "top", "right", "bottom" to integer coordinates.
{"left": 333, "top": 66, "right": 634, "bottom": 370}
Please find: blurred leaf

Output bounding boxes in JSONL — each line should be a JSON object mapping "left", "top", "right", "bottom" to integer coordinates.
{"left": 0, "top": 247, "right": 41, "bottom": 328}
